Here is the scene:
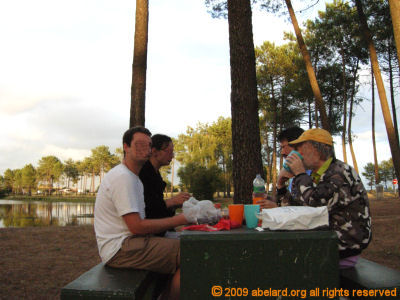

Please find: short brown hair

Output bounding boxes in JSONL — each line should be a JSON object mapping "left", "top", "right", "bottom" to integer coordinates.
{"left": 122, "top": 126, "right": 152, "bottom": 157}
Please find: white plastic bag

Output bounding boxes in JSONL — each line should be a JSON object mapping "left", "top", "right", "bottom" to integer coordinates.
{"left": 182, "top": 197, "right": 221, "bottom": 224}
{"left": 259, "top": 206, "right": 329, "bottom": 230}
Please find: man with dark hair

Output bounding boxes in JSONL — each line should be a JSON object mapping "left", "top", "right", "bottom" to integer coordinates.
{"left": 278, "top": 128, "right": 371, "bottom": 268}
{"left": 257, "top": 126, "right": 306, "bottom": 209}
{"left": 278, "top": 126, "right": 308, "bottom": 192}
{"left": 121, "top": 126, "right": 152, "bottom": 157}
{"left": 94, "top": 127, "right": 195, "bottom": 300}
{"left": 277, "top": 126, "right": 316, "bottom": 200}
{"left": 277, "top": 126, "right": 305, "bottom": 159}
{"left": 139, "top": 134, "right": 190, "bottom": 236}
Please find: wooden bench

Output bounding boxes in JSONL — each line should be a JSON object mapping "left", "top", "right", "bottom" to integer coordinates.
{"left": 60, "top": 263, "right": 168, "bottom": 300}
{"left": 340, "top": 258, "right": 400, "bottom": 298}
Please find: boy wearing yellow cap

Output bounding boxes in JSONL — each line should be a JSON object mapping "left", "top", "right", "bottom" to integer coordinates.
{"left": 277, "top": 128, "right": 371, "bottom": 268}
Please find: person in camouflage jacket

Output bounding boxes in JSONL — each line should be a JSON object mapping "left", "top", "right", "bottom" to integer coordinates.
{"left": 277, "top": 128, "right": 371, "bottom": 264}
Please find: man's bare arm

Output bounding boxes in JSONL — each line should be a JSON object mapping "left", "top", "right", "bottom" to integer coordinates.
{"left": 165, "top": 192, "right": 191, "bottom": 208}
{"left": 123, "top": 213, "right": 188, "bottom": 235}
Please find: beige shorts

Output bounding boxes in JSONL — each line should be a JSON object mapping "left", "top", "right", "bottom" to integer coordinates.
{"left": 106, "top": 235, "right": 180, "bottom": 274}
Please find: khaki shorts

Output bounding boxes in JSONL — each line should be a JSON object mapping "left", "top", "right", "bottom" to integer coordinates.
{"left": 106, "top": 235, "right": 180, "bottom": 274}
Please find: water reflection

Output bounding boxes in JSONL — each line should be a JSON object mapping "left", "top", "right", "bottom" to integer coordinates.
{"left": 0, "top": 200, "right": 94, "bottom": 228}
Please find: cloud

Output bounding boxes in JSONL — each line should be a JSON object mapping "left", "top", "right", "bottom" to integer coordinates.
{"left": 0, "top": 0, "right": 395, "bottom": 182}
{"left": 40, "top": 145, "right": 91, "bottom": 163}
{"left": 0, "top": 95, "right": 126, "bottom": 173}
{"left": 333, "top": 129, "right": 392, "bottom": 185}
{"left": 0, "top": 90, "right": 50, "bottom": 116}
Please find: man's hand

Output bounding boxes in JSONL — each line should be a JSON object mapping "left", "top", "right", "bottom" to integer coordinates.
{"left": 285, "top": 152, "right": 306, "bottom": 176}
{"left": 167, "top": 192, "right": 191, "bottom": 208}
{"left": 256, "top": 199, "right": 277, "bottom": 209}
{"left": 277, "top": 168, "right": 293, "bottom": 189}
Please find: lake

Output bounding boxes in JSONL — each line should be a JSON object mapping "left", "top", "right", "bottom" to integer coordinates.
{"left": 0, "top": 200, "right": 94, "bottom": 228}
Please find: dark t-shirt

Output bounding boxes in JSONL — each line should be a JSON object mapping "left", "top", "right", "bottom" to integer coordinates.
{"left": 139, "top": 160, "right": 175, "bottom": 236}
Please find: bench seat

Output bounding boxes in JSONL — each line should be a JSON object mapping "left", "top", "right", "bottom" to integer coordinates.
{"left": 60, "top": 263, "right": 167, "bottom": 300}
{"left": 340, "top": 258, "right": 400, "bottom": 298}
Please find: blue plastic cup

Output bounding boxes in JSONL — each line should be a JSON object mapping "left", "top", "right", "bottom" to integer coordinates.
{"left": 283, "top": 150, "right": 303, "bottom": 172}
{"left": 244, "top": 204, "right": 260, "bottom": 229}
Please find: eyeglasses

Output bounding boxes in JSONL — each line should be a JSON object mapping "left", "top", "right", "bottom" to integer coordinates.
{"left": 161, "top": 148, "right": 174, "bottom": 155}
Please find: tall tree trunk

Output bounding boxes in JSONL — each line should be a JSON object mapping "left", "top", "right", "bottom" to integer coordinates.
{"left": 284, "top": 0, "right": 330, "bottom": 131}
{"left": 389, "top": 0, "right": 400, "bottom": 66}
{"left": 279, "top": 93, "right": 284, "bottom": 170}
{"left": 388, "top": 43, "right": 399, "bottom": 145}
{"left": 227, "top": 0, "right": 264, "bottom": 204}
{"left": 91, "top": 171, "right": 95, "bottom": 193}
{"left": 341, "top": 51, "right": 348, "bottom": 164}
{"left": 348, "top": 60, "right": 359, "bottom": 173}
{"left": 355, "top": 0, "right": 400, "bottom": 195}
{"left": 271, "top": 78, "right": 278, "bottom": 199}
{"left": 307, "top": 99, "right": 312, "bottom": 128}
{"left": 170, "top": 159, "right": 174, "bottom": 197}
{"left": 222, "top": 159, "right": 227, "bottom": 198}
{"left": 264, "top": 128, "right": 271, "bottom": 191}
{"left": 130, "top": 0, "right": 149, "bottom": 127}
{"left": 83, "top": 175, "right": 87, "bottom": 194}
{"left": 48, "top": 174, "right": 51, "bottom": 195}
{"left": 371, "top": 67, "right": 380, "bottom": 184}
{"left": 328, "top": 91, "right": 334, "bottom": 128}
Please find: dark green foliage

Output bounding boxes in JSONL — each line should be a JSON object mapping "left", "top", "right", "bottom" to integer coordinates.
{"left": 64, "top": 159, "right": 79, "bottom": 186}
{"left": 0, "top": 180, "right": 6, "bottom": 197}
{"left": 362, "top": 159, "right": 396, "bottom": 190}
{"left": 178, "top": 163, "right": 223, "bottom": 200}
{"left": 0, "top": 175, "right": 8, "bottom": 196}
{"left": 205, "top": 0, "right": 228, "bottom": 18}
{"left": 362, "top": 162, "right": 376, "bottom": 190}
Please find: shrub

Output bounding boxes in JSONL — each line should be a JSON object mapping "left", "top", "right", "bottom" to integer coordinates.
{"left": 178, "top": 163, "right": 223, "bottom": 200}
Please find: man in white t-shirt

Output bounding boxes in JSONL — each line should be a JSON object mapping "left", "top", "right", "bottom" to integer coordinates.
{"left": 94, "top": 126, "right": 194, "bottom": 300}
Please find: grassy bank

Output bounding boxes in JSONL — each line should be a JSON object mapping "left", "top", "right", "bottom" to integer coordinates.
{"left": 0, "top": 194, "right": 96, "bottom": 203}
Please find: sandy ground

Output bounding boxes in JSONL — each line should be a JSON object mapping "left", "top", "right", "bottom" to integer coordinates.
{"left": 361, "top": 196, "right": 400, "bottom": 270}
{"left": 0, "top": 196, "right": 399, "bottom": 299}
{"left": 0, "top": 226, "right": 100, "bottom": 299}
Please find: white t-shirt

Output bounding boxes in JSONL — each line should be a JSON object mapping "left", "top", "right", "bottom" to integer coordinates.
{"left": 94, "top": 164, "right": 146, "bottom": 263}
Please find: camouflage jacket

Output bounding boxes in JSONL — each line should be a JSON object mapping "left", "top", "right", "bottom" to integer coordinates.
{"left": 278, "top": 158, "right": 372, "bottom": 258}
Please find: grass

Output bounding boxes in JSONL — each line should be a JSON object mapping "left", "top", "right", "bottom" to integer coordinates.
{"left": 0, "top": 194, "right": 95, "bottom": 203}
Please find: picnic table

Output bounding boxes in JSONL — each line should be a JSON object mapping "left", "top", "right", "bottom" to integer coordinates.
{"left": 61, "top": 227, "right": 400, "bottom": 299}
{"left": 181, "top": 228, "right": 340, "bottom": 299}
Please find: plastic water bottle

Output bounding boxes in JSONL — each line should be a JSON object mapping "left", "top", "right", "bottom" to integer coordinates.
{"left": 252, "top": 174, "right": 265, "bottom": 204}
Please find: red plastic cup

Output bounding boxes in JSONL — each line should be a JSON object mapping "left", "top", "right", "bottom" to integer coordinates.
{"left": 228, "top": 204, "right": 244, "bottom": 227}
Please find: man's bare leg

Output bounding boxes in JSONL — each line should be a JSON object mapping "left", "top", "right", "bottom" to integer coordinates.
{"left": 160, "top": 268, "right": 180, "bottom": 300}
{"left": 169, "top": 268, "right": 180, "bottom": 299}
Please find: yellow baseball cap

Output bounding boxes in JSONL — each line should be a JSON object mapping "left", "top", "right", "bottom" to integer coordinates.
{"left": 289, "top": 128, "right": 333, "bottom": 146}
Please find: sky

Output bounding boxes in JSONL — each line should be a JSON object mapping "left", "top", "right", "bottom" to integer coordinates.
{"left": 0, "top": 0, "right": 397, "bottom": 185}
